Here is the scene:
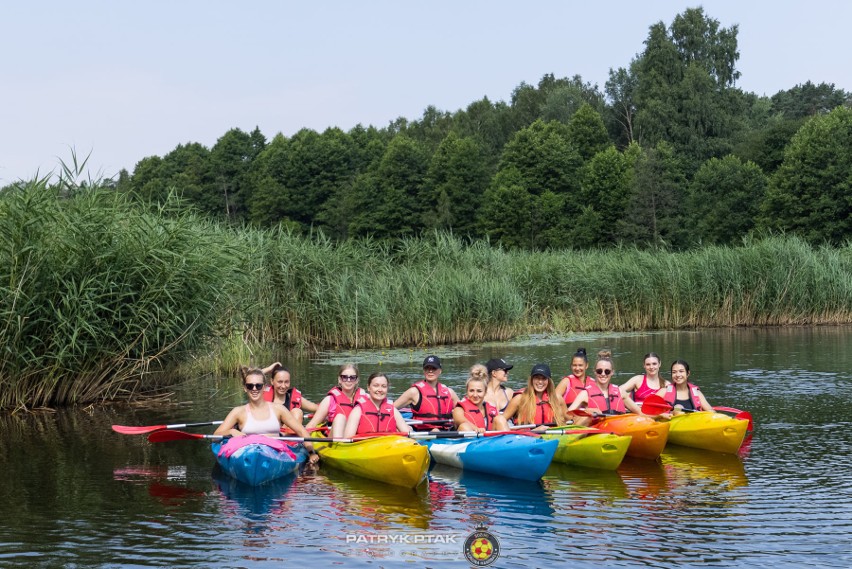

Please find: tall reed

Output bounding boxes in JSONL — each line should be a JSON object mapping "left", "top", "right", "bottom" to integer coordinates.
{"left": 0, "top": 181, "right": 240, "bottom": 409}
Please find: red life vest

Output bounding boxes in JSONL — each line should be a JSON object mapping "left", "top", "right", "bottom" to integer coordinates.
{"left": 516, "top": 391, "right": 554, "bottom": 425}
{"left": 262, "top": 386, "right": 302, "bottom": 410}
{"left": 456, "top": 398, "right": 498, "bottom": 430}
{"left": 355, "top": 397, "right": 396, "bottom": 434}
{"left": 662, "top": 383, "right": 703, "bottom": 411}
{"left": 584, "top": 378, "right": 626, "bottom": 414}
{"left": 561, "top": 375, "right": 589, "bottom": 406}
{"left": 327, "top": 387, "right": 366, "bottom": 423}
{"left": 410, "top": 381, "right": 454, "bottom": 421}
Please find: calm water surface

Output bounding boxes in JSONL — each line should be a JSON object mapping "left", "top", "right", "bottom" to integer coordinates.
{"left": 1, "top": 327, "right": 851, "bottom": 568}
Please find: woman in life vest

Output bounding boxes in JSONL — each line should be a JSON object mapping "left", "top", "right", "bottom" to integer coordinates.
{"left": 261, "top": 363, "right": 318, "bottom": 424}
{"left": 568, "top": 351, "right": 640, "bottom": 416}
{"left": 393, "top": 355, "right": 459, "bottom": 431}
{"left": 620, "top": 352, "right": 669, "bottom": 405}
{"left": 214, "top": 366, "right": 318, "bottom": 463}
{"left": 483, "top": 358, "right": 514, "bottom": 412}
{"left": 454, "top": 364, "right": 510, "bottom": 434}
{"left": 657, "top": 359, "right": 713, "bottom": 414}
{"left": 555, "top": 347, "right": 593, "bottom": 411}
{"left": 305, "top": 363, "right": 367, "bottom": 437}
{"left": 343, "top": 372, "right": 412, "bottom": 437}
{"left": 503, "top": 363, "right": 569, "bottom": 432}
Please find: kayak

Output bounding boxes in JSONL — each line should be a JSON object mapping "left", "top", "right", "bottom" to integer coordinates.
{"left": 312, "top": 433, "right": 430, "bottom": 489}
{"left": 592, "top": 414, "right": 670, "bottom": 460}
{"left": 543, "top": 428, "right": 631, "bottom": 470}
{"left": 666, "top": 411, "right": 749, "bottom": 454}
{"left": 420, "top": 434, "right": 558, "bottom": 481}
{"left": 211, "top": 437, "right": 306, "bottom": 486}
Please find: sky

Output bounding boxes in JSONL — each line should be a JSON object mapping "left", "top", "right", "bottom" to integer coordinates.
{"left": 2, "top": 0, "right": 850, "bottom": 184}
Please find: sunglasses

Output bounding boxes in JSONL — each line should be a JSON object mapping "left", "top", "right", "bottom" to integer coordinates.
{"left": 244, "top": 383, "right": 264, "bottom": 391}
{"left": 339, "top": 374, "right": 358, "bottom": 381}
{"left": 595, "top": 369, "right": 613, "bottom": 376}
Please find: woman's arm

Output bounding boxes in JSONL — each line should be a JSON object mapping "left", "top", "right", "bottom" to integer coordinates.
{"left": 300, "top": 396, "right": 319, "bottom": 413}
{"left": 393, "top": 386, "right": 418, "bottom": 409}
{"left": 393, "top": 409, "right": 413, "bottom": 434}
{"left": 213, "top": 407, "right": 243, "bottom": 437}
{"left": 304, "top": 396, "right": 331, "bottom": 430}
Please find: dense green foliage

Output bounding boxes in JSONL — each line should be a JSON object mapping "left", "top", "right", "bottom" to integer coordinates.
{"left": 3, "top": 173, "right": 851, "bottom": 408}
{"left": 27, "top": 7, "right": 842, "bottom": 249}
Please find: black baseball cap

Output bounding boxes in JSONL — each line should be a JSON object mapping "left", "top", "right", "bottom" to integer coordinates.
{"left": 423, "top": 355, "right": 442, "bottom": 369}
{"left": 485, "top": 358, "right": 513, "bottom": 374}
{"left": 530, "top": 363, "right": 552, "bottom": 378}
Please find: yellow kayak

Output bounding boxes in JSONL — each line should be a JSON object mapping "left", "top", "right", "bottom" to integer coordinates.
{"left": 312, "top": 433, "right": 430, "bottom": 489}
{"left": 543, "top": 428, "right": 631, "bottom": 470}
{"left": 666, "top": 411, "right": 749, "bottom": 454}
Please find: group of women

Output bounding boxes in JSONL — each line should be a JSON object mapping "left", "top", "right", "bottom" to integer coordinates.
{"left": 213, "top": 349, "right": 716, "bottom": 452}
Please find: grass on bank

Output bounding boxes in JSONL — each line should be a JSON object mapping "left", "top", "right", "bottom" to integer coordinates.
{"left": 2, "top": 177, "right": 851, "bottom": 408}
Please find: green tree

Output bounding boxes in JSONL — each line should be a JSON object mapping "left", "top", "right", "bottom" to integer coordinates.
{"left": 759, "top": 106, "right": 852, "bottom": 244}
{"left": 687, "top": 155, "right": 767, "bottom": 245}
{"left": 499, "top": 119, "right": 582, "bottom": 197}
{"left": 771, "top": 81, "right": 851, "bottom": 118}
{"left": 210, "top": 127, "right": 265, "bottom": 220}
{"left": 567, "top": 103, "right": 612, "bottom": 161}
{"left": 422, "top": 132, "right": 491, "bottom": 235}
{"left": 617, "top": 142, "right": 688, "bottom": 248}
{"left": 579, "top": 143, "right": 639, "bottom": 246}
{"left": 478, "top": 167, "right": 534, "bottom": 249}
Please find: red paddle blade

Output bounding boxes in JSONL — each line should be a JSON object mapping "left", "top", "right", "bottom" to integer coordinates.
{"left": 641, "top": 394, "right": 672, "bottom": 415}
{"left": 148, "top": 430, "right": 210, "bottom": 443}
{"left": 113, "top": 424, "right": 167, "bottom": 435}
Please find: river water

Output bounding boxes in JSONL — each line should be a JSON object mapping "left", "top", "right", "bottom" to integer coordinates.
{"left": 1, "top": 327, "right": 851, "bottom": 568}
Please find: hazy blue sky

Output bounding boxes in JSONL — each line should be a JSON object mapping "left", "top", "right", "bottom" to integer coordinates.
{"left": 2, "top": 1, "right": 850, "bottom": 184}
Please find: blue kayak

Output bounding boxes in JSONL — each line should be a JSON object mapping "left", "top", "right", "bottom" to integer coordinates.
{"left": 211, "top": 438, "right": 307, "bottom": 486}
{"left": 420, "top": 435, "right": 558, "bottom": 482}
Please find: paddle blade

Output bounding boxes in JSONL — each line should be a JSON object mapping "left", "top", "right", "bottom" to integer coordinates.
{"left": 641, "top": 394, "right": 672, "bottom": 415}
{"left": 148, "top": 431, "right": 215, "bottom": 443}
{"left": 113, "top": 424, "right": 166, "bottom": 435}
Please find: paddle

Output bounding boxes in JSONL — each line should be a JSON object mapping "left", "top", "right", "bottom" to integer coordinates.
{"left": 112, "top": 421, "right": 223, "bottom": 435}
{"left": 404, "top": 418, "right": 455, "bottom": 426}
{"left": 147, "top": 430, "right": 352, "bottom": 444}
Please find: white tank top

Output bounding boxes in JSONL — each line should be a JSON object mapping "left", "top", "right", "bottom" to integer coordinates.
{"left": 241, "top": 403, "right": 281, "bottom": 435}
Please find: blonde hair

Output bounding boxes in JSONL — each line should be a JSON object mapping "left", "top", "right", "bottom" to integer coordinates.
{"left": 596, "top": 349, "right": 614, "bottom": 369}
{"left": 240, "top": 366, "right": 266, "bottom": 383}
{"left": 466, "top": 364, "right": 488, "bottom": 390}
{"left": 516, "top": 374, "right": 566, "bottom": 425}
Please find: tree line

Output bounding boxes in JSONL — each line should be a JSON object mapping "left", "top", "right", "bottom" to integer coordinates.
{"left": 104, "top": 8, "right": 852, "bottom": 248}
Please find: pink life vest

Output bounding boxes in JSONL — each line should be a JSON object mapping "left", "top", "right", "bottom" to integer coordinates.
{"left": 584, "top": 378, "right": 626, "bottom": 414}
{"left": 561, "top": 375, "right": 589, "bottom": 406}
{"left": 355, "top": 397, "right": 396, "bottom": 434}
{"left": 663, "top": 383, "right": 703, "bottom": 411}
{"left": 633, "top": 375, "right": 661, "bottom": 403}
{"left": 327, "top": 387, "right": 366, "bottom": 423}
{"left": 456, "top": 398, "right": 498, "bottom": 430}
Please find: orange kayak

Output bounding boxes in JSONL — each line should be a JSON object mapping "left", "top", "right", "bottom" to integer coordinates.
{"left": 593, "top": 414, "right": 670, "bottom": 460}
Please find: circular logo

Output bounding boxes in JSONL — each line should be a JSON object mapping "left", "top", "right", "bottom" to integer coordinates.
{"left": 463, "top": 525, "right": 500, "bottom": 567}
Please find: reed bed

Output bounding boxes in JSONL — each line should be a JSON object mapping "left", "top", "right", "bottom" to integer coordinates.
{"left": 2, "top": 178, "right": 851, "bottom": 408}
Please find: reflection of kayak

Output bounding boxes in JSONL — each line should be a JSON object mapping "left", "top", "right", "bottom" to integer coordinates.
{"left": 660, "top": 445, "right": 748, "bottom": 488}
{"left": 212, "top": 466, "right": 299, "bottom": 517}
{"left": 429, "top": 464, "right": 556, "bottom": 520}
{"left": 318, "top": 468, "right": 433, "bottom": 529}
{"left": 545, "top": 462, "right": 629, "bottom": 502}
{"left": 421, "top": 435, "right": 558, "bottom": 481}
{"left": 543, "top": 428, "right": 631, "bottom": 470}
{"left": 593, "top": 414, "right": 670, "bottom": 460}
{"left": 211, "top": 438, "right": 306, "bottom": 486}
{"left": 312, "top": 434, "right": 430, "bottom": 489}
{"left": 666, "top": 412, "right": 749, "bottom": 454}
